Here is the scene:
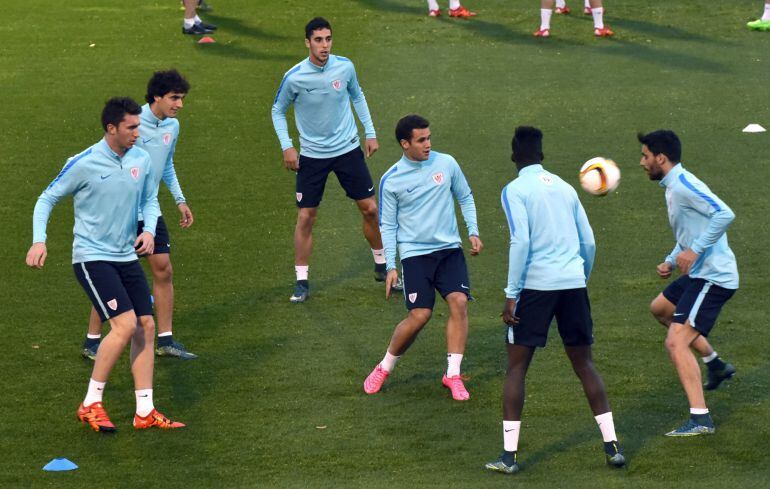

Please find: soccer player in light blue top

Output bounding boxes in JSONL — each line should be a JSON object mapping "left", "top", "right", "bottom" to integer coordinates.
{"left": 271, "top": 17, "right": 396, "bottom": 304}
{"left": 363, "top": 115, "right": 483, "bottom": 401}
{"left": 26, "top": 97, "right": 184, "bottom": 432}
{"left": 83, "top": 70, "right": 198, "bottom": 361}
{"left": 486, "top": 127, "right": 624, "bottom": 475}
{"left": 639, "top": 130, "right": 738, "bottom": 437}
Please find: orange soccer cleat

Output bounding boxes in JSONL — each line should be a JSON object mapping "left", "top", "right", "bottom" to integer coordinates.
{"left": 428, "top": 9, "right": 441, "bottom": 17}
{"left": 533, "top": 28, "right": 550, "bottom": 37}
{"left": 449, "top": 5, "right": 477, "bottom": 18}
{"left": 77, "top": 402, "right": 116, "bottom": 433}
{"left": 555, "top": 6, "right": 571, "bottom": 14}
{"left": 594, "top": 27, "right": 614, "bottom": 37}
{"left": 133, "top": 408, "right": 186, "bottom": 429}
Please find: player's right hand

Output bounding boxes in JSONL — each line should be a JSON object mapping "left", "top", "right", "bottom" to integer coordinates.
{"left": 26, "top": 242, "right": 47, "bottom": 269}
{"left": 656, "top": 261, "right": 673, "bottom": 279}
{"left": 385, "top": 269, "right": 399, "bottom": 299}
{"left": 283, "top": 147, "right": 299, "bottom": 172}
{"left": 502, "top": 298, "right": 518, "bottom": 326}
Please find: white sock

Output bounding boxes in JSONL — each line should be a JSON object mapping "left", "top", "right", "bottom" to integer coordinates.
{"left": 86, "top": 333, "right": 101, "bottom": 340}
{"left": 763, "top": 3, "right": 770, "bottom": 21}
{"left": 135, "top": 389, "right": 154, "bottom": 417}
{"left": 194, "top": 14, "right": 202, "bottom": 24}
{"left": 83, "top": 379, "right": 106, "bottom": 406}
{"left": 295, "top": 265, "right": 309, "bottom": 281}
{"left": 585, "top": 0, "right": 590, "bottom": 8}
{"left": 184, "top": 17, "right": 195, "bottom": 29}
{"left": 591, "top": 7, "right": 604, "bottom": 29}
{"left": 428, "top": 0, "right": 439, "bottom": 11}
{"left": 503, "top": 420, "right": 521, "bottom": 452}
{"left": 540, "top": 9, "right": 553, "bottom": 30}
{"left": 702, "top": 351, "right": 718, "bottom": 363}
{"left": 449, "top": 0, "right": 461, "bottom": 10}
{"left": 158, "top": 331, "right": 173, "bottom": 338}
{"left": 446, "top": 353, "right": 463, "bottom": 377}
{"left": 555, "top": 0, "right": 566, "bottom": 8}
{"left": 690, "top": 408, "right": 709, "bottom": 415}
{"left": 594, "top": 412, "right": 618, "bottom": 442}
{"left": 381, "top": 351, "right": 400, "bottom": 372}
{"left": 372, "top": 249, "right": 386, "bottom": 265}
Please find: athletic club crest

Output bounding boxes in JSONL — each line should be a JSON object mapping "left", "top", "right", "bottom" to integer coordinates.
{"left": 163, "top": 133, "right": 172, "bottom": 145}
{"left": 408, "top": 293, "right": 417, "bottom": 303}
{"left": 539, "top": 174, "right": 553, "bottom": 185}
{"left": 296, "top": 192, "right": 303, "bottom": 202}
{"left": 331, "top": 79, "right": 342, "bottom": 90}
{"left": 432, "top": 172, "right": 444, "bottom": 185}
{"left": 130, "top": 167, "right": 140, "bottom": 180}
{"left": 107, "top": 299, "right": 118, "bottom": 311}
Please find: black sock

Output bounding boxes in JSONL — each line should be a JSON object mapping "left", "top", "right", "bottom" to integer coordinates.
{"left": 157, "top": 335, "right": 174, "bottom": 347}
{"left": 374, "top": 263, "right": 386, "bottom": 273}
{"left": 502, "top": 450, "right": 517, "bottom": 466}
{"left": 706, "top": 356, "right": 726, "bottom": 371}
{"left": 83, "top": 337, "right": 100, "bottom": 348}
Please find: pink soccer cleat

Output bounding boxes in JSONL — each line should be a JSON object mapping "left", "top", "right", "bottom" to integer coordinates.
{"left": 364, "top": 364, "right": 390, "bottom": 394}
{"left": 533, "top": 28, "right": 550, "bottom": 37}
{"left": 555, "top": 6, "right": 571, "bottom": 14}
{"left": 442, "top": 374, "right": 470, "bottom": 401}
{"left": 428, "top": 9, "right": 441, "bottom": 17}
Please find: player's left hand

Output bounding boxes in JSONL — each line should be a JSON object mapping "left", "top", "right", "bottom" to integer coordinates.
{"left": 502, "top": 298, "right": 518, "bottom": 326}
{"left": 178, "top": 203, "right": 194, "bottom": 228}
{"left": 676, "top": 249, "right": 698, "bottom": 275}
{"left": 134, "top": 231, "right": 155, "bottom": 256}
{"left": 385, "top": 269, "right": 399, "bottom": 299}
{"left": 469, "top": 235, "right": 483, "bottom": 256}
{"left": 365, "top": 138, "right": 379, "bottom": 158}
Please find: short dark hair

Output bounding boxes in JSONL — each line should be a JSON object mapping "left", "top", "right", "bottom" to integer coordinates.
{"left": 637, "top": 130, "right": 681, "bottom": 162}
{"left": 305, "top": 17, "right": 332, "bottom": 39}
{"left": 101, "top": 97, "right": 141, "bottom": 131}
{"left": 395, "top": 115, "right": 430, "bottom": 143}
{"left": 145, "top": 69, "right": 190, "bottom": 104}
{"left": 511, "top": 126, "right": 544, "bottom": 165}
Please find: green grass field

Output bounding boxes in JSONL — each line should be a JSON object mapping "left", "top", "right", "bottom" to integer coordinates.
{"left": 1, "top": 0, "right": 769, "bottom": 487}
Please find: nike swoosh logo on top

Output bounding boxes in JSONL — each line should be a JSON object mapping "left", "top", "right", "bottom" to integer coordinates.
{"left": 100, "top": 175, "right": 110, "bottom": 180}
{"left": 142, "top": 138, "right": 153, "bottom": 144}
{"left": 407, "top": 187, "right": 417, "bottom": 193}
{"left": 306, "top": 88, "right": 317, "bottom": 93}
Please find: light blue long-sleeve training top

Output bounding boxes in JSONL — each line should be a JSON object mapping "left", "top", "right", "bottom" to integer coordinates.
{"left": 136, "top": 104, "right": 186, "bottom": 220}
{"left": 378, "top": 150, "right": 479, "bottom": 271}
{"left": 501, "top": 164, "right": 595, "bottom": 300}
{"left": 32, "top": 138, "right": 160, "bottom": 264}
{"left": 660, "top": 164, "right": 738, "bottom": 289}
{"left": 271, "top": 55, "right": 376, "bottom": 158}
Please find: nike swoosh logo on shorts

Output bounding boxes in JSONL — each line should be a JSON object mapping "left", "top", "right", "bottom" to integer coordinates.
{"left": 368, "top": 186, "right": 374, "bottom": 192}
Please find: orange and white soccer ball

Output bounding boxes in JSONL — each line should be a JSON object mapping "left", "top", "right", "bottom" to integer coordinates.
{"left": 579, "top": 157, "right": 621, "bottom": 196}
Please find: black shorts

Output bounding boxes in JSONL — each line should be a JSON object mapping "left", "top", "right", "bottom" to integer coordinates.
{"left": 662, "top": 275, "right": 736, "bottom": 337}
{"left": 73, "top": 260, "right": 153, "bottom": 322}
{"left": 137, "top": 215, "right": 170, "bottom": 254}
{"left": 401, "top": 248, "right": 470, "bottom": 310}
{"left": 505, "top": 288, "right": 594, "bottom": 348}
{"left": 296, "top": 147, "right": 375, "bottom": 208}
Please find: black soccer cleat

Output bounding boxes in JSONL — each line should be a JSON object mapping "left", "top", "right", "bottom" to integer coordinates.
{"left": 704, "top": 362, "right": 736, "bottom": 390}
{"left": 182, "top": 23, "right": 214, "bottom": 35}
{"left": 196, "top": 21, "right": 217, "bottom": 31}
{"left": 604, "top": 441, "right": 626, "bottom": 468}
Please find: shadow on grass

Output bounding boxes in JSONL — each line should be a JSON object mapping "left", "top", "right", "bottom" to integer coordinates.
{"left": 202, "top": 13, "right": 291, "bottom": 41}
{"left": 194, "top": 41, "right": 296, "bottom": 62}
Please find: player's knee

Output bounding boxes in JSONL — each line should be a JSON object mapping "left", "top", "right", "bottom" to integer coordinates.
{"left": 153, "top": 260, "right": 173, "bottom": 283}
{"left": 409, "top": 308, "right": 432, "bottom": 325}
{"left": 360, "top": 202, "right": 378, "bottom": 221}
{"left": 447, "top": 293, "right": 468, "bottom": 310}
{"left": 138, "top": 315, "right": 156, "bottom": 335}
{"left": 297, "top": 209, "right": 317, "bottom": 229}
{"left": 109, "top": 312, "right": 138, "bottom": 339}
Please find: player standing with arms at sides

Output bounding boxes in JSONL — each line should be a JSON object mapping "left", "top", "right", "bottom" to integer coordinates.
{"left": 363, "top": 115, "right": 482, "bottom": 401}
{"left": 747, "top": 0, "right": 770, "bottom": 30}
{"left": 638, "top": 130, "right": 738, "bottom": 436}
{"left": 272, "top": 17, "right": 400, "bottom": 304}
{"left": 82, "top": 70, "right": 198, "bottom": 361}
{"left": 485, "top": 126, "right": 624, "bottom": 474}
{"left": 426, "top": 0, "right": 476, "bottom": 18}
{"left": 535, "top": 0, "right": 613, "bottom": 37}
{"left": 26, "top": 97, "right": 185, "bottom": 432}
